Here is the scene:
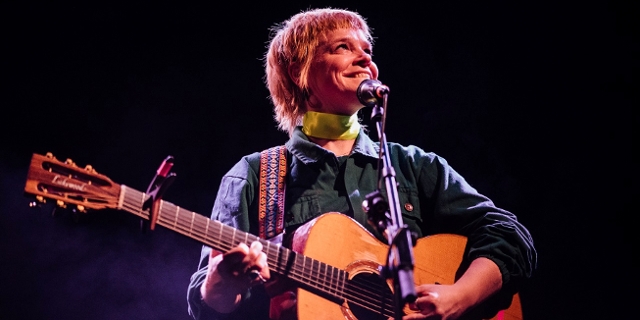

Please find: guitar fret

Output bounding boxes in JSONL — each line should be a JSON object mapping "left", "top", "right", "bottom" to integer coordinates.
{"left": 330, "top": 266, "right": 337, "bottom": 297}
{"left": 157, "top": 200, "right": 164, "bottom": 221}
{"left": 189, "top": 211, "right": 195, "bottom": 236}
{"left": 204, "top": 219, "right": 210, "bottom": 244}
{"left": 181, "top": 210, "right": 190, "bottom": 233}
{"left": 339, "top": 268, "right": 345, "bottom": 298}
{"left": 281, "top": 247, "right": 291, "bottom": 276}
{"left": 193, "top": 213, "right": 204, "bottom": 242}
{"left": 269, "top": 244, "right": 281, "bottom": 275}
{"left": 194, "top": 214, "right": 204, "bottom": 238}
{"left": 139, "top": 191, "right": 146, "bottom": 218}
{"left": 312, "top": 259, "right": 320, "bottom": 291}
{"left": 264, "top": 241, "right": 270, "bottom": 266}
{"left": 339, "top": 269, "right": 345, "bottom": 299}
{"left": 319, "top": 262, "right": 325, "bottom": 291}
{"left": 273, "top": 246, "right": 279, "bottom": 273}
{"left": 199, "top": 216, "right": 209, "bottom": 243}
{"left": 311, "top": 259, "right": 317, "bottom": 288}
{"left": 217, "top": 224, "right": 224, "bottom": 251}
{"left": 117, "top": 185, "right": 126, "bottom": 210}
{"left": 173, "top": 205, "right": 179, "bottom": 230}
{"left": 292, "top": 254, "right": 301, "bottom": 283}
{"left": 295, "top": 254, "right": 301, "bottom": 283}
{"left": 302, "top": 255, "right": 310, "bottom": 285}
{"left": 325, "top": 264, "right": 335, "bottom": 294}
{"left": 302, "top": 255, "right": 309, "bottom": 283}
{"left": 178, "top": 208, "right": 187, "bottom": 231}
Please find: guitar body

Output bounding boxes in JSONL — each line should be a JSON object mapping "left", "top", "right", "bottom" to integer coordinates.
{"left": 290, "top": 213, "right": 522, "bottom": 320}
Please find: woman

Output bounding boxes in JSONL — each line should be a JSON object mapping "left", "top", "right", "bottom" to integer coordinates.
{"left": 187, "top": 8, "right": 536, "bottom": 320}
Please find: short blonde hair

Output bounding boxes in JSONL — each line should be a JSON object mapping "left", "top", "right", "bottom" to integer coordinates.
{"left": 264, "top": 8, "right": 372, "bottom": 135}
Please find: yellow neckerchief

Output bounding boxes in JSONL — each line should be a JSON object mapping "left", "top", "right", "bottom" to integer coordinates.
{"left": 301, "top": 111, "right": 360, "bottom": 140}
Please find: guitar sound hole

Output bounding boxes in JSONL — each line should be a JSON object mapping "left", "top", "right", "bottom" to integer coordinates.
{"left": 348, "top": 272, "right": 393, "bottom": 320}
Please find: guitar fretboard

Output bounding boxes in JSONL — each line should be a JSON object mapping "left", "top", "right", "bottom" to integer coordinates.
{"left": 117, "top": 185, "right": 395, "bottom": 316}
{"left": 117, "top": 186, "right": 363, "bottom": 301}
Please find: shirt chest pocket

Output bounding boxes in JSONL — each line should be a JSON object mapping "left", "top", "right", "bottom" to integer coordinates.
{"left": 285, "top": 191, "right": 322, "bottom": 227}
{"left": 397, "top": 187, "right": 424, "bottom": 237}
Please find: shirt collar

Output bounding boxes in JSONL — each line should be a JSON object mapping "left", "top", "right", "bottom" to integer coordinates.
{"left": 286, "top": 127, "right": 379, "bottom": 165}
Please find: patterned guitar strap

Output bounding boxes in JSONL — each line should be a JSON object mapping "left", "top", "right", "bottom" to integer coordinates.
{"left": 258, "top": 145, "right": 287, "bottom": 240}
{"left": 260, "top": 145, "right": 297, "bottom": 319}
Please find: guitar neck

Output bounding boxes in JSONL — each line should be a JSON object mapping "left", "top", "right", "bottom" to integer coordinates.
{"left": 118, "top": 185, "right": 349, "bottom": 300}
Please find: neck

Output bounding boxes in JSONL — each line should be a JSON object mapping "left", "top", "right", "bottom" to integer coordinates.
{"left": 301, "top": 111, "right": 360, "bottom": 140}
{"left": 301, "top": 111, "right": 359, "bottom": 156}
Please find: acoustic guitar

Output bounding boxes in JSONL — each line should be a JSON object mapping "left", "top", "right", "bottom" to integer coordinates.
{"left": 23, "top": 153, "right": 523, "bottom": 319}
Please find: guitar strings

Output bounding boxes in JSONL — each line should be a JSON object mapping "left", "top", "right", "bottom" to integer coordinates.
{"left": 122, "top": 191, "right": 397, "bottom": 317}
{"left": 119, "top": 187, "right": 397, "bottom": 317}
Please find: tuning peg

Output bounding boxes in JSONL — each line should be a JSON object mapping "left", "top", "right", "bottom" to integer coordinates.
{"left": 75, "top": 205, "right": 87, "bottom": 213}
{"left": 65, "top": 159, "right": 76, "bottom": 167}
{"left": 56, "top": 200, "right": 67, "bottom": 209}
{"left": 84, "top": 164, "right": 97, "bottom": 174}
{"left": 29, "top": 195, "right": 46, "bottom": 207}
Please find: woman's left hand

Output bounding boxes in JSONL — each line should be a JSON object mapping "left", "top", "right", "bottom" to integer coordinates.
{"left": 401, "top": 284, "right": 468, "bottom": 320}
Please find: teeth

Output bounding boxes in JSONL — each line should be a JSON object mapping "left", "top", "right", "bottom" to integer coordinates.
{"left": 353, "top": 73, "right": 370, "bottom": 78}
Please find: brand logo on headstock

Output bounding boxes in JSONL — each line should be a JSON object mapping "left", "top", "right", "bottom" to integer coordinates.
{"left": 52, "top": 175, "right": 86, "bottom": 191}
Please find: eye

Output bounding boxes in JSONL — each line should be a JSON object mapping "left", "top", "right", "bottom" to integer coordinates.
{"left": 335, "top": 43, "right": 349, "bottom": 51}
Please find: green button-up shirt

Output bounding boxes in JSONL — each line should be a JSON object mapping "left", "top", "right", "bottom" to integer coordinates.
{"left": 187, "top": 127, "right": 536, "bottom": 320}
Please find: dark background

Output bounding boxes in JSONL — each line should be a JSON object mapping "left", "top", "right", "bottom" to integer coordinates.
{"left": 1, "top": 1, "right": 635, "bottom": 319}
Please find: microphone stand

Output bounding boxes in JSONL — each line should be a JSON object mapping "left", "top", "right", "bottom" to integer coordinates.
{"left": 362, "top": 90, "right": 417, "bottom": 320}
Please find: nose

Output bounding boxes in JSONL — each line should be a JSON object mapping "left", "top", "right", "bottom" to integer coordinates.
{"left": 354, "top": 48, "right": 377, "bottom": 79}
{"left": 354, "top": 48, "right": 372, "bottom": 67}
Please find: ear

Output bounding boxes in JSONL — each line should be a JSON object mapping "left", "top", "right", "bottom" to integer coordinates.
{"left": 288, "top": 63, "right": 302, "bottom": 87}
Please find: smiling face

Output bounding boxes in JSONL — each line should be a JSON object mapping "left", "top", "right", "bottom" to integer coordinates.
{"left": 304, "top": 28, "right": 379, "bottom": 116}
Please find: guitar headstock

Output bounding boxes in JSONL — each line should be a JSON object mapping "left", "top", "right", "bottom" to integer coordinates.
{"left": 24, "top": 153, "right": 121, "bottom": 212}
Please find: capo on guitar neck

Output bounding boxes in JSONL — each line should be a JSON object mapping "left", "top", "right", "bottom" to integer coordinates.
{"left": 141, "top": 156, "right": 176, "bottom": 231}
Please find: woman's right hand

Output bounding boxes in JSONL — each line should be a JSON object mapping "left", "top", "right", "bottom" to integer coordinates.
{"left": 201, "top": 241, "right": 271, "bottom": 313}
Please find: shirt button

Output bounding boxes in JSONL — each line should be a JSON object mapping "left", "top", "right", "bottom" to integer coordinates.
{"left": 404, "top": 203, "right": 414, "bottom": 212}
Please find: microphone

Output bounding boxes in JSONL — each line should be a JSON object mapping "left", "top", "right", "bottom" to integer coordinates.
{"left": 357, "top": 79, "right": 389, "bottom": 107}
